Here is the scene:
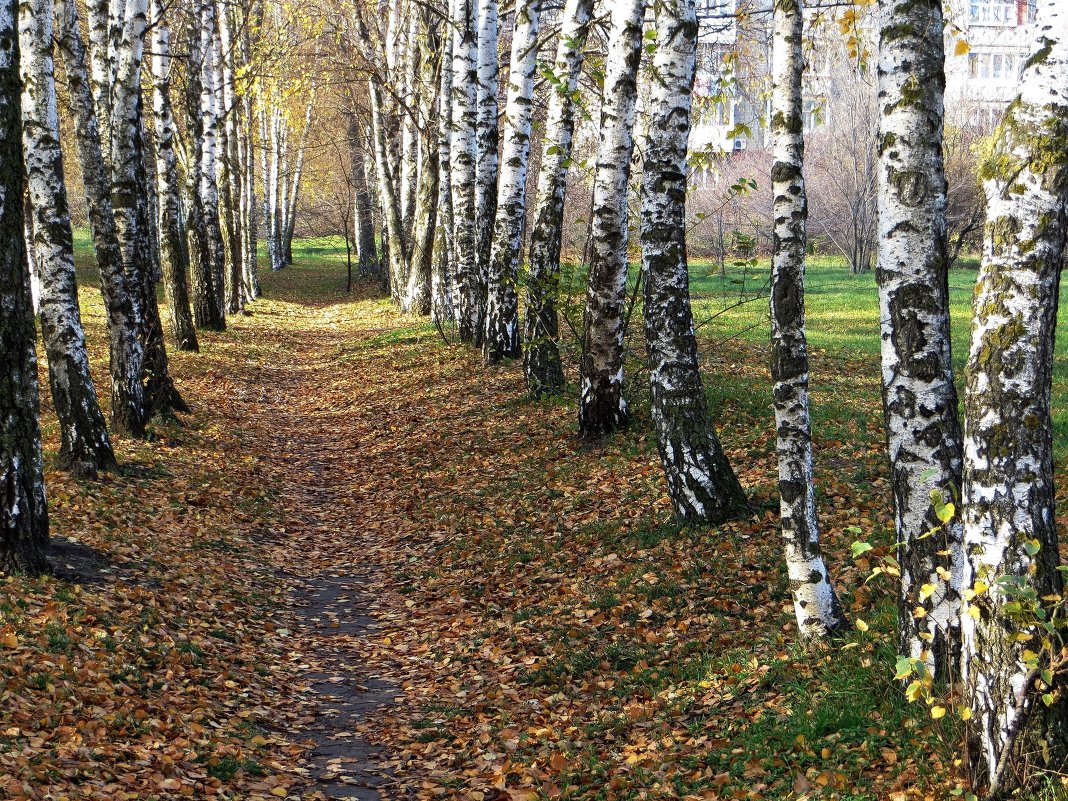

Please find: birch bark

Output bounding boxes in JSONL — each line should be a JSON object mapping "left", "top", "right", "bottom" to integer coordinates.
{"left": 483, "top": 0, "right": 541, "bottom": 362}
{"left": 149, "top": 0, "right": 197, "bottom": 351}
{"left": 474, "top": 0, "right": 499, "bottom": 326}
{"left": 770, "top": 0, "right": 846, "bottom": 637}
{"left": 640, "top": 0, "right": 747, "bottom": 525}
{"left": 20, "top": 0, "right": 116, "bottom": 476}
{"left": 523, "top": 0, "right": 595, "bottom": 396}
{"left": 450, "top": 0, "right": 481, "bottom": 343}
{"left": 877, "top": 0, "right": 964, "bottom": 674}
{"left": 959, "top": 1, "right": 1068, "bottom": 793}
{"left": 578, "top": 0, "right": 646, "bottom": 438}
{"left": 0, "top": 0, "right": 49, "bottom": 574}
{"left": 54, "top": 0, "right": 147, "bottom": 436}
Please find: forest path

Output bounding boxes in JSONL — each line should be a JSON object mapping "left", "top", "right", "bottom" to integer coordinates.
{"left": 229, "top": 296, "right": 428, "bottom": 799}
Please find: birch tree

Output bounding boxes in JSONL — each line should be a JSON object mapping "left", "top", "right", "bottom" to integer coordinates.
{"left": 149, "top": 0, "right": 198, "bottom": 351}
{"left": 54, "top": 0, "right": 147, "bottom": 436}
{"left": 640, "top": 0, "right": 747, "bottom": 525}
{"left": 959, "top": 2, "right": 1068, "bottom": 793}
{"left": 483, "top": 0, "right": 541, "bottom": 363}
{"left": 876, "top": 0, "right": 964, "bottom": 673}
{"left": 770, "top": 0, "right": 846, "bottom": 636}
{"left": 450, "top": 0, "right": 482, "bottom": 343}
{"left": 198, "top": 0, "right": 228, "bottom": 323}
{"left": 347, "top": 110, "right": 378, "bottom": 276}
{"left": 523, "top": 0, "right": 594, "bottom": 397}
{"left": 0, "top": 0, "right": 49, "bottom": 574}
{"left": 186, "top": 6, "right": 226, "bottom": 331}
{"left": 475, "top": 0, "right": 499, "bottom": 318}
{"left": 20, "top": 0, "right": 116, "bottom": 476}
{"left": 578, "top": 0, "right": 646, "bottom": 438}
{"left": 431, "top": 26, "right": 455, "bottom": 321}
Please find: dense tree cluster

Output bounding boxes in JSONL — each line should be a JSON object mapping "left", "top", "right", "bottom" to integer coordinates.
{"left": 0, "top": 0, "right": 1066, "bottom": 795}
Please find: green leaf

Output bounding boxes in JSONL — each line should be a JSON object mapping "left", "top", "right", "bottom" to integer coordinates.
{"left": 851, "top": 541, "right": 874, "bottom": 558}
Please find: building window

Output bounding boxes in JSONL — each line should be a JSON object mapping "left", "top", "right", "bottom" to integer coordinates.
{"left": 967, "top": 51, "right": 1020, "bottom": 82}
{"left": 968, "top": 0, "right": 1016, "bottom": 25}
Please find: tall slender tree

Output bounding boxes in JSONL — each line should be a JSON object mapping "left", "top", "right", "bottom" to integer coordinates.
{"left": 959, "top": 2, "right": 1068, "bottom": 793}
{"left": 149, "top": 0, "right": 198, "bottom": 351}
{"left": 523, "top": 0, "right": 595, "bottom": 397}
{"left": 20, "top": 0, "right": 116, "bottom": 476}
{"left": 431, "top": 26, "right": 455, "bottom": 321}
{"left": 770, "top": 0, "right": 846, "bottom": 636}
{"left": 483, "top": 0, "right": 541, "bottom": 362}
{"left": 578, "top": 0, "right": 646, "bottom": 438}
{"left": 640, "top": 0, "right": 747, "bottom": 525}
{"left": 0, "top": 0, "right": 49, "bottom": 574}
{"left": 198, "top": 0, "right": 227, "bottom": 323}
{"left": 449, "top": 0, "right": 481, "bottom": 343}
{"left": 876, "top": 0, "right": 964, "bottom": 674}
{"left": 55, "top": 0, "right": 147, "bottom": 437}
{"left": 474, "top": 0, "right": 499, "bottom": 334}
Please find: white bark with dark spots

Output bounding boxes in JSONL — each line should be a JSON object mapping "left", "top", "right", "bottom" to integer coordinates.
{"left": 20, "top": 0, "right": 115, "bottom": 476}
{"left": 483, "top": 0, "right": 541, "bottom": 363}
{"left": 523, "top": 0, "right": 595, "bottom": 397}
{"left": 640, "top": 0, "right": 747, "bottom": 525}
{"left": 578, "top": 0, "right": 646, "bottom": 438}
{"left": 770, "top": 0, "right": 846, "bottom": 637}
{"left": 959, "top": 1, "right": 1068, "bottom": 793}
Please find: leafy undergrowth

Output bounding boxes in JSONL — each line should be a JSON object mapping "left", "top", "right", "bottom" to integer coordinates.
{"left": 7, "top": 247, "right": 1064, "bottom": 800}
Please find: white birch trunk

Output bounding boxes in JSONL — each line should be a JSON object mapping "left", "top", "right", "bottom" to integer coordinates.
{"left": 640, "top": 0, "right": 748, "bottom": 525}
{"left": 474, "top": 0, "right": 499, "bottom": 331}
{"left": 0, "top": 0, "right": 49, "bottom": 574}
{"left": 523, "top": 0, "right": 595, "bottom": 396}
{"left": 199, "top": 0, "right": 226, "bottom": 320}
{"left": 149, "top": 0, "right": 197, "bottom": 351}
{"left": 578, "top": 0, "right": 645, "bottom": 438}
{"left": 54, "top": 0, "right": 147, "bottom": 436}
{"left": 959, "top": 1, "right": 1068, "bottom": 793}
{"left": 450, "top": 0, "right": 481, "bottom": 343}
{"left": 20, "top": 0, "right": 115, "bottom": 476}
{"left": 877, "top": 0, "right": 965, "bottom": 675}
{"left": 431, "top": 25, "right": 455, "bottom": 322}
{"left": 483, "top": 0, "right": 541, "bottom": 362}
{"left": 770, "top": 0, "right": 847, "bottom": 637}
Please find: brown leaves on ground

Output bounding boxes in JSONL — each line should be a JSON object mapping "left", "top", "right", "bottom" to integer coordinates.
{"left": 2, "top": 260, "right": 963, "bottom": 800}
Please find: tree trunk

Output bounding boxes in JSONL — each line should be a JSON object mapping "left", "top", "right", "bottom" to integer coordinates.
{"left": 186, "top": 7, "right": 225, "bottom": 331}
{"left": 199, "top": 0, "right": 227, "bottom": 322}
{"left": 876, "top": 0, "right": 964, "bottom": 674}
{"left": 522, "top": 0, "right": 594, "bottom": 396}
{"left": 641, "top": 0, "right": 747, "bottom": 525}
{"left": 483, "top": 0, "right": 541, "bottom": 362}
{"left": 148, "top": 0, "right": 197, "bottom": 351}
{"left": 474, "top": 0, "right": 499, "bottom": 337}
{"left": 54, "top": 0, "right": 147, "bottom": 437}
{"left": 282, "top": 100, "right": 312, "bottom": 268}
{"left": 348, "top": 112, "right": 377, "bottom": 275}
{"left": 960, "top": 5, "right": 1068, "bottom": 795}
{"left": 215, "top": 1, "right": 243, "bottom": 315}
{"left": 431, "top": 28, "right": 455, "bottom": 323}
{"left": 368, "top": 77, "right": 408, "bottom": 300}
{"left": 20, "top": 0, "right": 116, "bottom": 476}
{"left": 770, "top": 0, "right": 847, "bottom": 637}
{"left": 0, "top": 1, "right": 49, "bottom": 574}
{"left": 450, "top": 0, "right": 481, "bottom": 344}
{"left": 578, "top": 0, "right": 645, "bottom": 438}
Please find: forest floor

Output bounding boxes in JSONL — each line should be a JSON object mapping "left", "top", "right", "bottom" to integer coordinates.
{"left": 5, "top": 239, "right": 1068, "bottom": 801}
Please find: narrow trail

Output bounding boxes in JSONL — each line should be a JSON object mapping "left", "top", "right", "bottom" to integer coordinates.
{"left": 229, "top": 300, "right": 419, "bottom": 800}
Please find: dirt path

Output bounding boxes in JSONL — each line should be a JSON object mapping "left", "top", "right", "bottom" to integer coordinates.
{"left": 229, "top": 301, "right": 417, "bottom": 800}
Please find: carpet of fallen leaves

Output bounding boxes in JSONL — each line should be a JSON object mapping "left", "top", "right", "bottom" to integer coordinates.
{"left": 10, "top": 255, "right": 1062, "bottom": 800}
